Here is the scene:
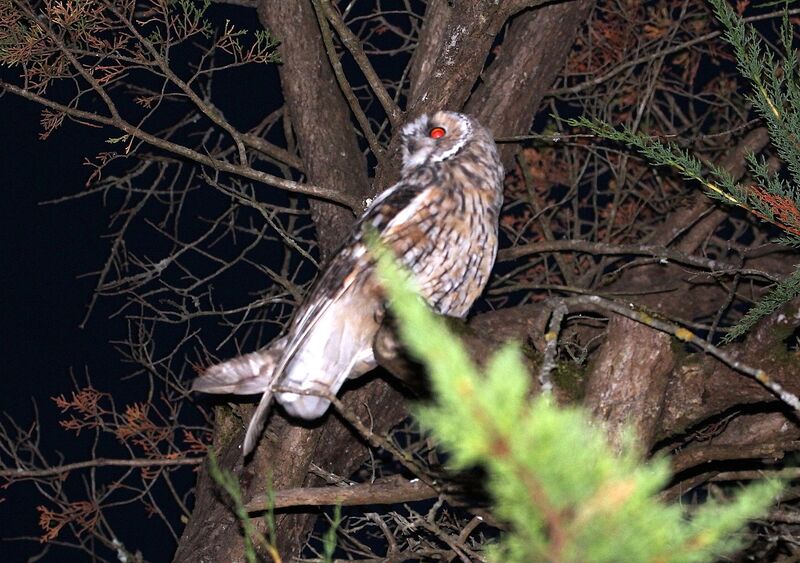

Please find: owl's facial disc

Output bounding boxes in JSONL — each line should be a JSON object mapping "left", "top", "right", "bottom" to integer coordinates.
{"left": 400, "top": 111, "right": 473, "bottom": 173}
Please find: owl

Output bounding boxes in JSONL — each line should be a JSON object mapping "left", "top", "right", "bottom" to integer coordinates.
{"left": 193, "top": 111, "right": 504, "bottom": 455}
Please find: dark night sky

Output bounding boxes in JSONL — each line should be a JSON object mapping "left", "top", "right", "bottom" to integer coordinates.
{"left": 1, "top": 92, "right": 115, "bottom": 406}
{"left": 0, "top": 5, "right": 273, "bottom": 560}
{"left": 0, "top": 87, "right": 139, "bottom": 560}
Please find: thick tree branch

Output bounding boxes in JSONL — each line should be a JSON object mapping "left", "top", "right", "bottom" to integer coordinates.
{"left": 246, "top": 475, "right": 437, "bottom": 511}
{"left": 558, "top": 295, "right": 800, "bottom": 413}
{"left": 374, "top": 0, "right": 557, "bottom": 189}
{"left": 175, "top": 1, "right": 377, "bottom": 558}
{"left": 406, "top": 0, "right": 452, "bottom": 105}
{"left": 258, "top": 0, "right": 371, "bottom": 257}
{"left": 465, "top": 0, "right": 594, "bottom": 168}
{"left": 311, "top": 0, "right": 385, "bottom": 158}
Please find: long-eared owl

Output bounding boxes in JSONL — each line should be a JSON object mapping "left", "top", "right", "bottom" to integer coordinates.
{"left": 193, "top": 111, "right": 504, "bottom": 455}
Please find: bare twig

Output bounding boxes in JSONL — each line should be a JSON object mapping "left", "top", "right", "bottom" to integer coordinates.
{"left": 318, "top": 0, "right": 402, "bottom": 126}
{"left": 1, "top": 457, "right": 203, "bottom": 480}
{"left": 539, "top": 300, "right": 568, "bottom": 392}
{"left": 310, "top": 0, "right": 385, "bottom": 158}
{"left": 0, "top": 82, "right": 360, "bottom": 209}
{"left": 498, "top": 239, "right": 782, "bottom": 282}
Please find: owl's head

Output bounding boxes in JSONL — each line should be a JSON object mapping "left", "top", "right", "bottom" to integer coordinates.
{"left": 400, "top": 111, "right": 481, "bottom": 173}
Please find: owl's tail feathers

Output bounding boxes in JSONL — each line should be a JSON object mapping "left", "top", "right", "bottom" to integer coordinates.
{"left": 191, "top": 337, "right": 289, "bottom": 457}
{"left": 274, "top": 293, "right": 379, "bottom": 420}
{"left": 241, "top": 341, "right": 374, "bottom": 455}
{"left": 192, "top": 337, "right": 287, "bottom": 455}
{"left": 243, "top": 389, "right": 274, "bottom": 456}
{"left": 191, "top": 337, "right": 288, "bottom": 395}
{"left": 275, "top": 345, "right": 376, "bottom": 419}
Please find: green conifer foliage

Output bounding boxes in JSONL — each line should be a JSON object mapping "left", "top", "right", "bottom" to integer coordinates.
{"left": 374, "top": 243, "right": 781, "bottom": 562}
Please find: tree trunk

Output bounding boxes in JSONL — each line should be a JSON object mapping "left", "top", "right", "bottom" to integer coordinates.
{"left": 174, "top": 2, "right": 595, "bottom": 561}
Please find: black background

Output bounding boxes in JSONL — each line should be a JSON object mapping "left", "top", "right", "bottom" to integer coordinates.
{"left": 0, "top": 5, "right": 274, "bottom": 561}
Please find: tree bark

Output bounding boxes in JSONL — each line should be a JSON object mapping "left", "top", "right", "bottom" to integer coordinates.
{"left": 466, "top": 0, "right": 594, "bottom": 167}
{"left": 584, "top": 317, "right": 675, "bottom": 451}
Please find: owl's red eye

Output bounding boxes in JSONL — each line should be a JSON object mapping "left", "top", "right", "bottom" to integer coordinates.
{"left": 429, "top": 127, "right": 446, "bottom": 139}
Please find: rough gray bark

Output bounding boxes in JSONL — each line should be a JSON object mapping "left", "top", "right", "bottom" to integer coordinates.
{"left": 466, "top": 0, "right": 594, "bottom": 167}
{"left": 405, "top": 0, "right": 452, "bottom": 105}
{"left": 584, "top": 316, "right": 675, "bottom": 450}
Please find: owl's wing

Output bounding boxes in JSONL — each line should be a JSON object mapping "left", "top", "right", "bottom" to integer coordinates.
{"left": 242, "top": 180, "right": 429, "bottom": 455}
{"left": 242, "top": 244, "right": 371, "bottom": 455}
{"left": 269, "top": 179, "right": 427, "bottom": 375}
{"left": 361, "top": 179, "right": 426, "bottom": 233}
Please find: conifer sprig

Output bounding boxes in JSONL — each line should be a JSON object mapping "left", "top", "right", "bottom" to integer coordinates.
{"left": 373, "top": 242, "right": 782, "bottom": 562}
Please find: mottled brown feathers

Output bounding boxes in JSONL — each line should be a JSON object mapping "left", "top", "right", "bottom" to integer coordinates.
{"left": 192, "top": 111, "right": 504, "bottom": 456}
